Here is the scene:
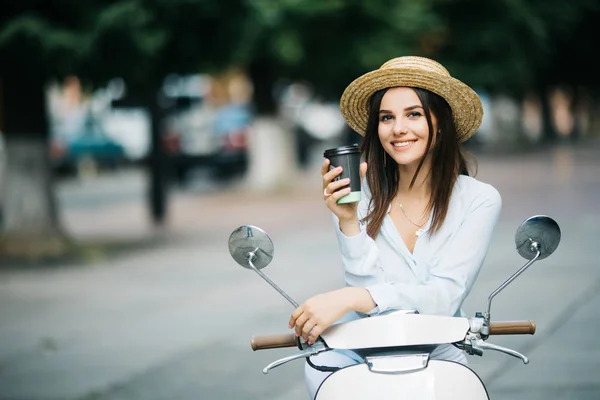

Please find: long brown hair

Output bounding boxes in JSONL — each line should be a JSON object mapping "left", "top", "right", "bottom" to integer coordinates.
{"left": 360, "top": 87, "right": 474, "bottom": 239}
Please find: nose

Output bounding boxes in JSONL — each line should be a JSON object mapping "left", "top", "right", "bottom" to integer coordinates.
{"left": 392, "top": 118, "right": 408, "bottom": 135}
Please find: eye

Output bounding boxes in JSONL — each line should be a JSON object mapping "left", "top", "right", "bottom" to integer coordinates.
{"left": 379, "top": 114, "right": 393, "bottom": 122}
{"left": 407, "top": 111, "right": 422, "bottom": 118}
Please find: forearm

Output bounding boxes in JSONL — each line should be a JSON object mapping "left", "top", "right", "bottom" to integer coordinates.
{"left": 341, "top": 287, "right": 377, "bottom": 314}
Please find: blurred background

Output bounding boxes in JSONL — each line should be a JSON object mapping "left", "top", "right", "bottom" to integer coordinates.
{"left": 1, "top": 1, "right": 599, "bottom": 399}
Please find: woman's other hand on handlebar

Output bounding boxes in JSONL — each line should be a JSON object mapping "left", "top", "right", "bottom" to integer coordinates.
{"left": 288, "top": 287, "right": 376, "bottom": 345}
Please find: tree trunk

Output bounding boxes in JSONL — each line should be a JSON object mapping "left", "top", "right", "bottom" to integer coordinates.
{"left": 147, "top": 99, "right": 168, "bottom": 224}
{"left": 539, "top": 88, "right": 558, "bottom": 143}
{"left": 570, "top": 85, "right": 591, "bottom": 142}
{"left": 112, "top": 92, "right": 169, "bottom": 225}
{"left": 0, "top": 67, "right": 69, "bottom": 258}
{"left": 246, "top": 59, "right": 299, "bottom": 191}
{"left": 487, "top": 94, "right": 523, "bottom": 152}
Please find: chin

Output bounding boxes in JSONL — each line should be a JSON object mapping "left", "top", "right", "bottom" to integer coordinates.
{"left": 389, "top": 151, "right": 423, "bottom": 167}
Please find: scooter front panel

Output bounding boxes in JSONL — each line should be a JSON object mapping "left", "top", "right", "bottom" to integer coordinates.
{"left": 320, "top": 312, "right": 470, "bottom": 350}
{"left": 315, "top": 360, "right": 489, "bottom": 400}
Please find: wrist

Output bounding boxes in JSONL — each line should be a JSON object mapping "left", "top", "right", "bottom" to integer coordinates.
{"left": 342, "top": 287, "right": 376, "bottom": 314}
{"left": 338, "top": 217, "right": 360, "bottom": 236}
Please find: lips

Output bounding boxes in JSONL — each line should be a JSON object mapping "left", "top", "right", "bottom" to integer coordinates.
{"left": 392, "top": 140, "right": 416, "bottom": 148}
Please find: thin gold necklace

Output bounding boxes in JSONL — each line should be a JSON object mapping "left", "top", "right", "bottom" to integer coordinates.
{"left": 397, "top": 201, "right": 427, "bottom": 237}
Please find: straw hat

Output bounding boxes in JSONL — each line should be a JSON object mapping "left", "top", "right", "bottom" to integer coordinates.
{"left": 340, "top": 56, "right": 483, "bottom": 142}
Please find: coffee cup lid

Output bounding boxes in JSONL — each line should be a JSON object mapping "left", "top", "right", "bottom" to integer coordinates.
{"left": 323, "top": 144, "right": 360, "bottom": 158}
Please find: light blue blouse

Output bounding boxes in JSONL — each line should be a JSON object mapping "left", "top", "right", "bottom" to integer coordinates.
{"left": 334, "top": 175, "right": 502, "bottom": 318}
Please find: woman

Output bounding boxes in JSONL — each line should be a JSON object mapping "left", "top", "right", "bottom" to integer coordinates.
{"left": 288, "top": 56, "right": 502, "bottom": 398}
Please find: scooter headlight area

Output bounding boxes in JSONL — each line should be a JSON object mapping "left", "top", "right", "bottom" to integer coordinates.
{"left": 228, "top": 215, "right": 561, "bottom": 400}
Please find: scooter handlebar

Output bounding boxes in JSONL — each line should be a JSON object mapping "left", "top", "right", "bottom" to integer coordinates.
{"left": 250, "top": 320, "right": 535, "bottom": 352}
{"left": 489, "top": 320, "right": 536, "bottom": 335}
{"left": 251, "top": 333, "right": 298, "bottom": 351}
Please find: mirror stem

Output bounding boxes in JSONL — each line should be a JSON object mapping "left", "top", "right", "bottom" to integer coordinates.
{"left": 247, "top": 251, "right": 300, "bottom": 308}
{"left": 484, "top": 242, "right": 541, "bottom": 330}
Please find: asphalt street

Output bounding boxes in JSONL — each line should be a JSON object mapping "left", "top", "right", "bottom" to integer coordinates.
{"left": 1, "top": 139, "right": 599, "bottom": 400}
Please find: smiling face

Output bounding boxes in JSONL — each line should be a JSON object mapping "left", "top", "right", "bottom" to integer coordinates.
{"left": 378, "top": 87, "right": 438, "bottom": 169}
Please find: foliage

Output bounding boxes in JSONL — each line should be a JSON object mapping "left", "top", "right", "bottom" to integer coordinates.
{"left": 1, "top": 0, "right": 599, "bottom": 100}
{"left": 434, "top": 0, "right": 600, "bottom": 96}
{"left": 0, "top": 0, "right": 238, "bottom": 92}
{"left": 229, "top": 0, "right": 445, "bottom": 99}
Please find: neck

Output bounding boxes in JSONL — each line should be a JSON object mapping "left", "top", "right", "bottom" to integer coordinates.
{"left": 397, "top": 160, "right": 432, "bottom": 201}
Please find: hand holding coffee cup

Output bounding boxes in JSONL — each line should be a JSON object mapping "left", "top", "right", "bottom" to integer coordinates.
{"left": 322, "top": 145, "right": 367, "bottom": 223}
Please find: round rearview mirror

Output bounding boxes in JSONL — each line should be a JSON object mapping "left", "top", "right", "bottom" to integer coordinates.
{"left": 515, "top": 215, "right": 561, "bottom": 260}
{"left": 228, "top": 225, "right": 274, "bottom": 270}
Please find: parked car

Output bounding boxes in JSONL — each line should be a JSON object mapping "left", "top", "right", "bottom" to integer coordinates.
{"left": 163, "top": 99, "right": 251, "bottom": 183}
{"left": 50, "top": 115, "right": 127, "bottom": 178}
{"left": 211, "top": 103, "right": 251, "bottom": 178}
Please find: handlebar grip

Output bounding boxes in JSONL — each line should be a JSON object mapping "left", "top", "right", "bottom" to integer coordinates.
{"left": 251, "top": 333, "right": 298, "bottom": 351}
{"left": 489, "top": 320, "right": 536, "bottom": 335}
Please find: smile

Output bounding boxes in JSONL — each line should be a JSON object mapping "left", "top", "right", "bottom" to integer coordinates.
{"left": 392, "top": 140, "right": 416, "bottom": 148}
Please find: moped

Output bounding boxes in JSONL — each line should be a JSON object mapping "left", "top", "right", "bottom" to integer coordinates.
{"left": 228, "top": 215, "right": 561, "bottom": 399}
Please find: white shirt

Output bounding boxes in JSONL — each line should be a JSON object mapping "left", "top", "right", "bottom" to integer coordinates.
{"left": 334, "top": 175, "right": 502, "bottom": 317}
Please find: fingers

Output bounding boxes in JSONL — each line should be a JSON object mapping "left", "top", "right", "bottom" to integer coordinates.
{"left": 325, "top": 177, "right": 350, "bottom": 197}
{"left": 289, "top": 306, "right": 303, "bottom": 329}
{"left": 290, "top": 306, "right": 312, "bottom": 339}
{"left": 296, "top": 316, "right": 319, "bottom": 344}
{"left": 321, "top": 158, "right": 330, "bottom": 177}
{"left": 290, "top": 311, "right": 319, "bottom": 343}
{"left": 290, "top": 305, "right": 323, "bottom": 344}
{"left": 297, "top": 318, "right": 323, "bottom": 344}
{"left": 294, "top": 313, "right": 310, "bottom": 338}
{"left": 322, "top": 164, "right": 342, "bottom": 188}
{"left": 324, "top": 159, "right": 366, "bottom": 194}
{"left": 302, "top": 319, "right": 318, "bottom": 342}
{"left": 308, "top": 324, "right": 323, "bottom": 344}
{"left": 327, "top": 186, "right": 351, "bottom": 203}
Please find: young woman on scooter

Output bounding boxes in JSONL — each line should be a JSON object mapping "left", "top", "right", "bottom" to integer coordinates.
{"left": 287, "top": 56, "right": 502, "bottom": 399}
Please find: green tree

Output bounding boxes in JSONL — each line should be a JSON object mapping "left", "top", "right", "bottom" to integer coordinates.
{"left": 434, "top": 0, "right": 600, "bottom": 140}
{"left": 232, "top": 0, "right": 444, "bottom": 108}
{"left": 0, "top": 0, "right": 240, "bottom": 257}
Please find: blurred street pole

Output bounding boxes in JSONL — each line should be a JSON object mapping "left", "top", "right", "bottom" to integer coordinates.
{"left": 148, "top": 99, "right": 167, "bottom": 224}
{"left": 113, "top": 93, "right": 167, "bottom": 225}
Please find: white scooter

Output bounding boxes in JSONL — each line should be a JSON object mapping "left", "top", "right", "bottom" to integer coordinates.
{"left": 228, "top": 215, "right": 561, "bottom": 399}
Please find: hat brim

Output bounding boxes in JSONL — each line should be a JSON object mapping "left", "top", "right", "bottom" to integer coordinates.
{"left": 340, "top": 68, "right": 483, "bottom": 142}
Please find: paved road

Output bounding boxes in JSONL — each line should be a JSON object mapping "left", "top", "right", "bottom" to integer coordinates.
{"left": 55, "top": 167, "right": 226, "bottom": 211}
{"left": 1, "top": 139, "right": 599, "bottom": 400}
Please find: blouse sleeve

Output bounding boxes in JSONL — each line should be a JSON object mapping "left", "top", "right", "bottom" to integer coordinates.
{"left": 365, "top": 185, "right": 502, "bottom": 316}
{"left": 333, "top": 213, "right": 384, "bottom": 288}
{"left": 332, "top": 183, "right": 385, "bottom": 314}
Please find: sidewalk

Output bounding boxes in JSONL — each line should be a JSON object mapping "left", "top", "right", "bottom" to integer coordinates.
{"left": 58, "top": 166, "right": 326, "bottom": 243}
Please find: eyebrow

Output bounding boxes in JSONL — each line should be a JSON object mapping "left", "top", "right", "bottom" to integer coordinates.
{"left": 379, "top": 105, "right": 423, "bottom": 114}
